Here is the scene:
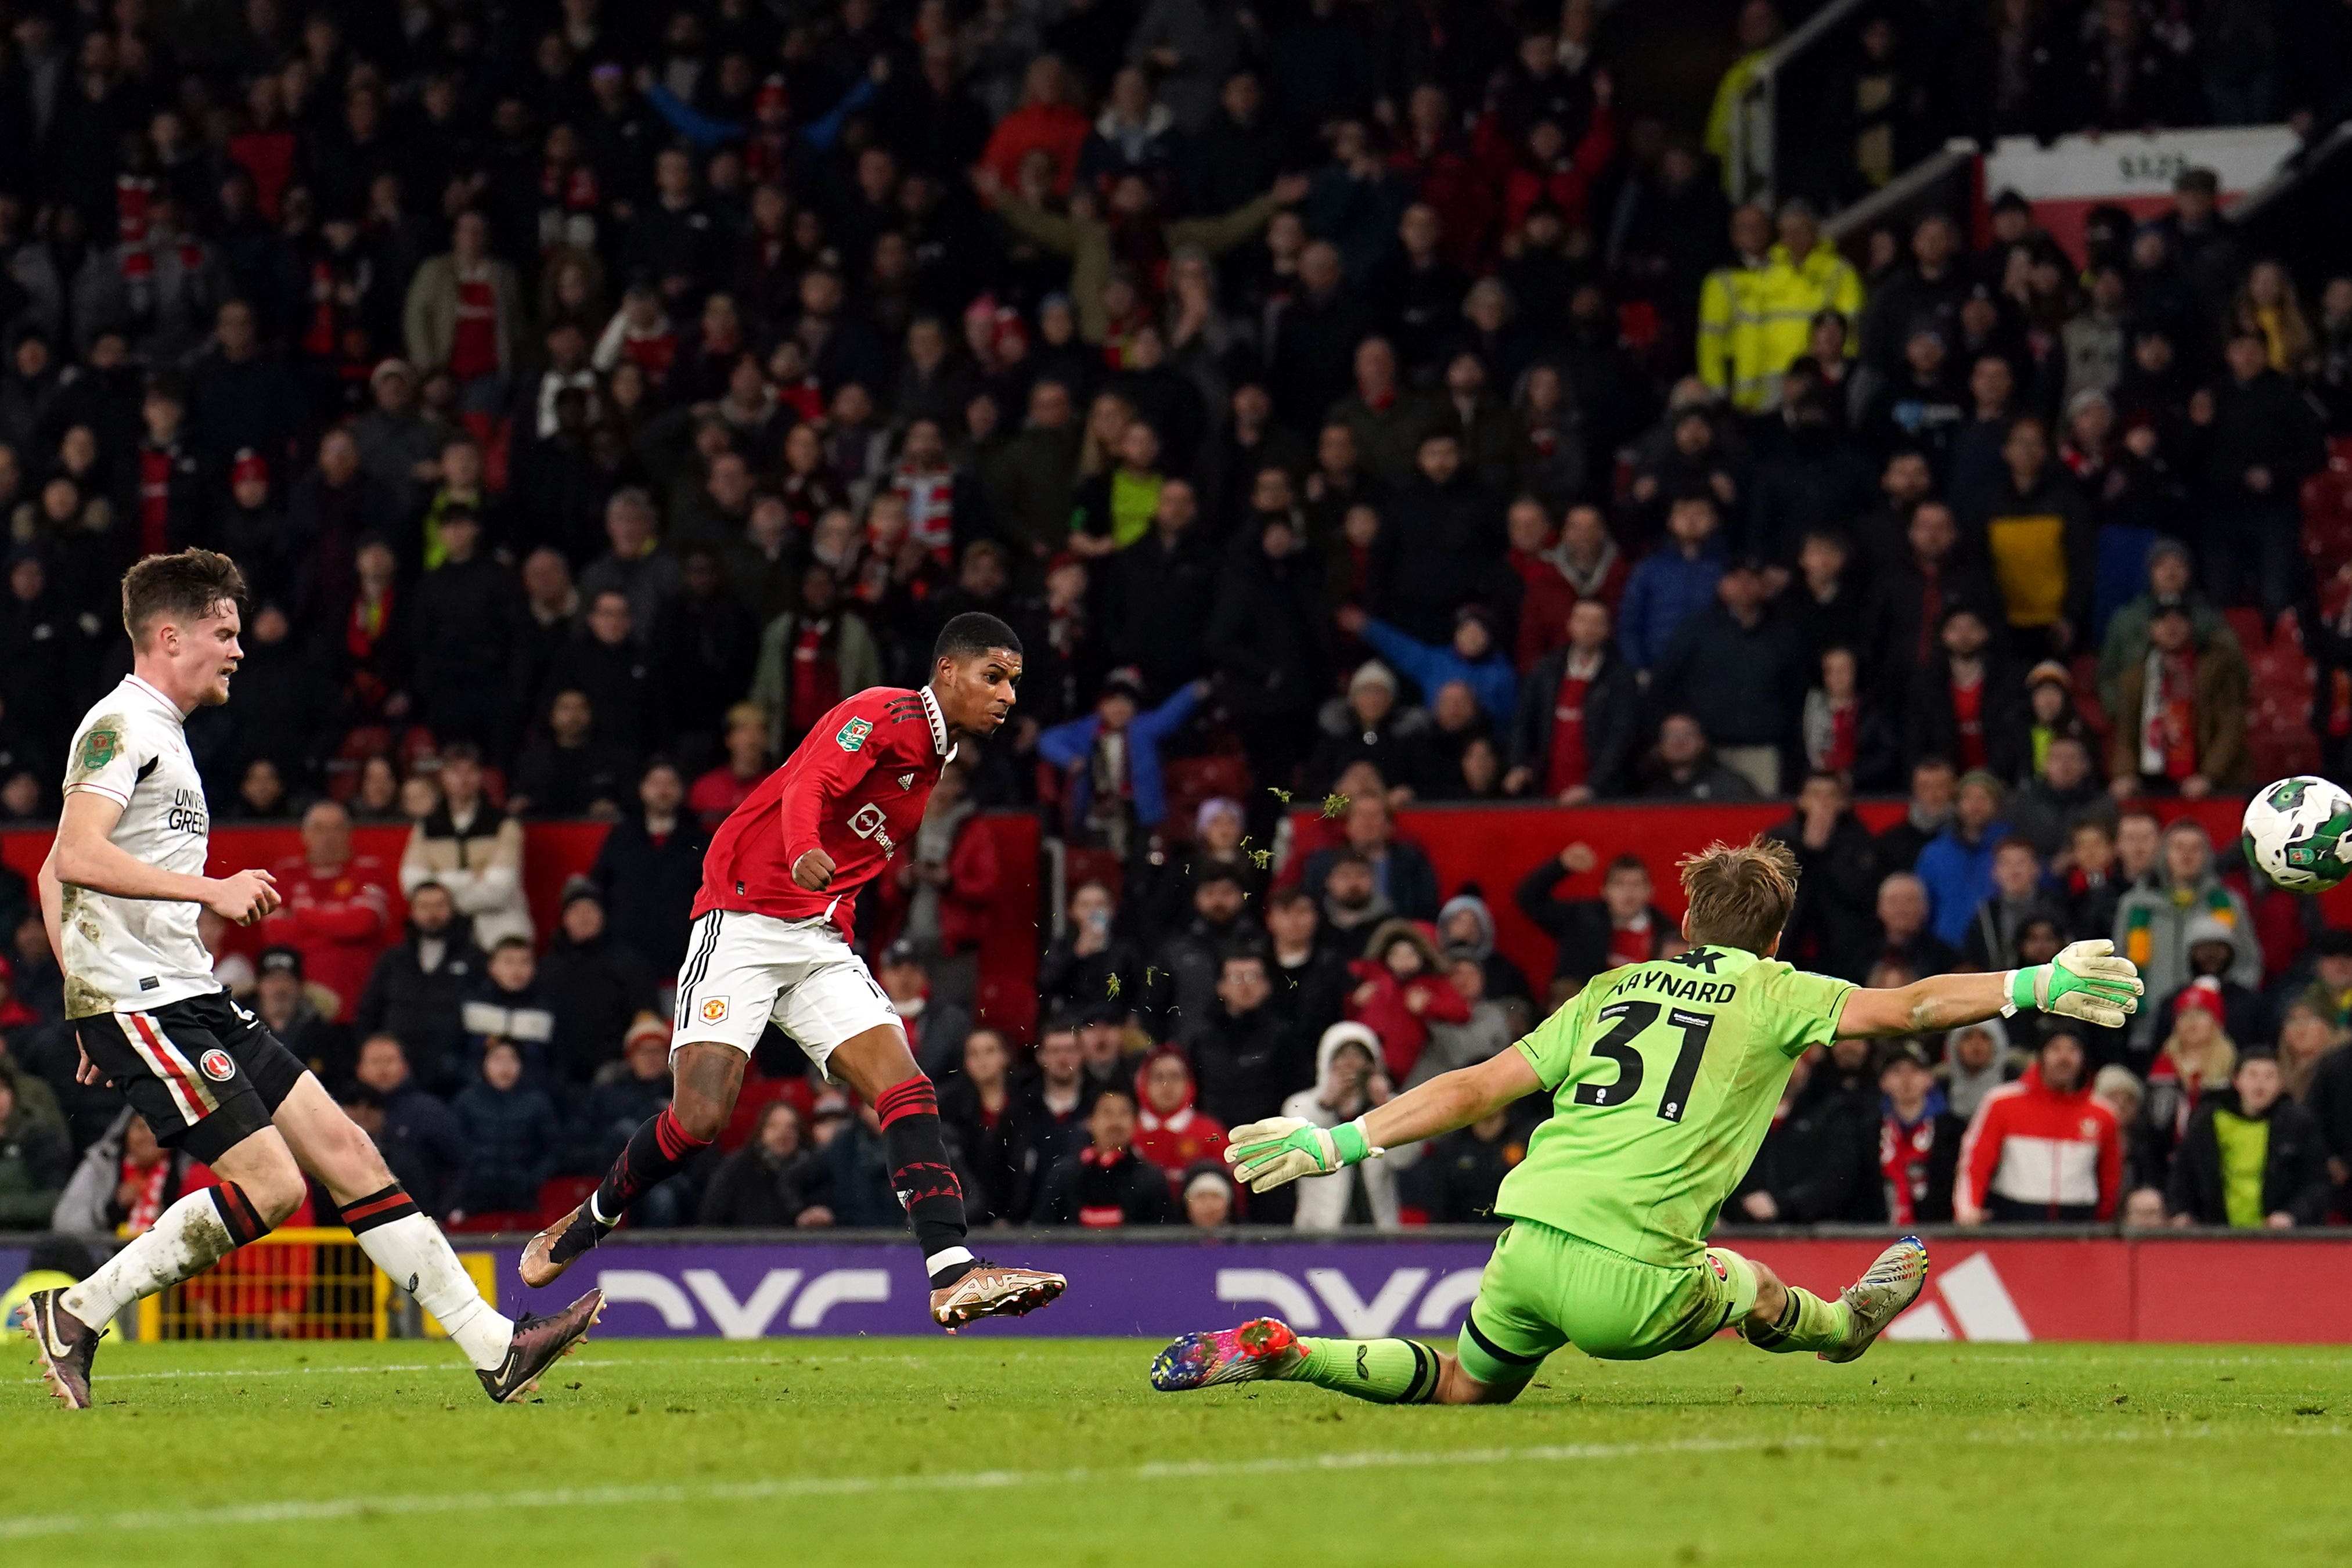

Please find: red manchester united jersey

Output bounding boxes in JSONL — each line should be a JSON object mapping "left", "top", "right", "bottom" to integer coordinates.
{"left": 692, "top": 685, "right": 953, "bottom": 940}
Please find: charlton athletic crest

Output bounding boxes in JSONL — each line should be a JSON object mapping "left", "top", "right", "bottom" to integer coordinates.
{"left": 835, "top": 718, "right": 873, "bottom": 752}
{"left": 199, "top": 1049, "right": 236, "bottom": 1083}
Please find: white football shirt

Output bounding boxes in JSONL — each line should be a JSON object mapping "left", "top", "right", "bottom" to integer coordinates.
{"left": 58, "top": 675, "right": 219, "bottom": 1019}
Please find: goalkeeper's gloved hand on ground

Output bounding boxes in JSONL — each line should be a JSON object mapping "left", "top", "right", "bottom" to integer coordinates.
{"left": 1224, "top": 1116, "right": 1383, "bottom": 1194}
{"left": 2005, "top": 939, "right": 2144, "bottom": 1029}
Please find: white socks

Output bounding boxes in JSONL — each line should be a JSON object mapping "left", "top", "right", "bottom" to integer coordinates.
{"left": 354, "top": 1213, "right": 515, "bottom": 1371}
{"left": 63, "top": 1189, "right": 241, "bottom": 1330}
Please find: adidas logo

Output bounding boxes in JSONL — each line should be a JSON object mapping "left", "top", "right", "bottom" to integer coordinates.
{"left": 899, "top": 772, "right": 916, "bottom": 788}
{"left": 1883, "top": 1252, "right": 2031, "bottom": 1343}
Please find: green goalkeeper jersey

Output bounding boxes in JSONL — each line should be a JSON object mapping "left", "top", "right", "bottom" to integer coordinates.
{"left": 1494, "top": 945, "right": 1856, "bottom": 1266}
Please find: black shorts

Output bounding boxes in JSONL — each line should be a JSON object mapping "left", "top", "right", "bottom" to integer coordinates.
{"left": 75, "top": 990, "right": 308, "bottom": 1165}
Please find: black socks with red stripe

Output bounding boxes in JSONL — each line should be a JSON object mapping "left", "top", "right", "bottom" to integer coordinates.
{"left": 336, "top": 1183, "right": 419, "bottom": 1234}
{"left": 209, "top": 1181, "right": 274, "bottom": 1246}
{"left": 877, "top": 1075, "right": 975, "bottom": 1288}
{"left": 591, "top": 1106, "right": 712, "bottom": 1230}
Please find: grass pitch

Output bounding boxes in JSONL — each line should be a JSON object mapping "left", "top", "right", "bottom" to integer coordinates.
{"left": 5, "top": 1336, "right": 2347, "bottom": 1567}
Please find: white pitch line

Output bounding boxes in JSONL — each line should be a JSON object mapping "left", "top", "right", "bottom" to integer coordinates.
{"left": 14, "top": 1351, "right": 923, "bottom": 1386}
{"left": 1, "top": 1423, "right": 2342, "bottom": 1541}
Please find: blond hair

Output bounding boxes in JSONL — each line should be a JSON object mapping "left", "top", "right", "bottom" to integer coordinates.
{"left": 1677, "top": 836, "right": 1801, "bottom": 954}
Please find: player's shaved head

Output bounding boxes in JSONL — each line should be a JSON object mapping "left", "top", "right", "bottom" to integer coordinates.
{"left": 934, "top": 611, "right": 1022, "bottom": 664}
{"left": 1678, "top": 835, "right": 1800, "bottom": 956}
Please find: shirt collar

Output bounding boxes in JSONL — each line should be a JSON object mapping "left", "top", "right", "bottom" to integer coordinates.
{"left": 123, "top": 673, "right": 186, "bottom": 727}
{"left": 919, "top": 685, "right": 952, "bottom": 758}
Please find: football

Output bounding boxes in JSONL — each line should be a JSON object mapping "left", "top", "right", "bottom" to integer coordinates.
{"left": 2241, "top": 775, "right": 2352, "bottom": 892}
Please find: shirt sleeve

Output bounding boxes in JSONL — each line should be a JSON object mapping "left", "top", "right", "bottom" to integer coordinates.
{"left": 1763, "top": 964, "right": 1860, "bottom": 1059}
{"left": 777, "top": 698, "right": 885, "bottom": 864}
{"left": 1512, "top": 992, "right": 1588, "bottom": 1091}
{"left": 61, "top": 712, "right": 158, "bottom": 806}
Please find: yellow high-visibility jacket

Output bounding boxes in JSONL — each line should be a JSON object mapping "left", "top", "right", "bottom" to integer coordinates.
{"left": 1698, "top": 242, "right": 1863, "bottom": 412}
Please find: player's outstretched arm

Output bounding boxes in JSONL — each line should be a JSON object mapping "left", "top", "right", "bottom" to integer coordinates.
{"left": 47, "top": 791, "right": 279, "bottom": 924}
{"left": 1835, "top": 939, "right": 2143, "bottom": 1039}
{"left": 1227, "top": 1050, "right": 1542, "bottom": 1194}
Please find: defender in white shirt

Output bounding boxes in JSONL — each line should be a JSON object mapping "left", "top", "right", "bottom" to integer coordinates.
{"left": 23, "top": 549, "right": 603, "bottom": 1410}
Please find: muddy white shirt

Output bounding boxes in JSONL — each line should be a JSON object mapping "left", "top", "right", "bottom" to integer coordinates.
{"left": 58, "top": 675, "right": 217, "bottom": 1019}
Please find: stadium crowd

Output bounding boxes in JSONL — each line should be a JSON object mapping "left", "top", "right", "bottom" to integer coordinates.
{"left": 5, "top": 0, "right": 2352, "bottom": 1259}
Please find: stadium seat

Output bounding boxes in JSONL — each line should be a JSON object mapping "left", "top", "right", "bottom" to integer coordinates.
{"left": 1159, "top": 752, "right": 1255, "bottom": 842}
{"left": 2301, "top": 464, "right": 2352, "bottom": 577}
{"left": 446, "top": 1209, "right": 539, "bottom": 1234}
{"left": 535, "top": 1177, "right": 601, "bottom": 1227}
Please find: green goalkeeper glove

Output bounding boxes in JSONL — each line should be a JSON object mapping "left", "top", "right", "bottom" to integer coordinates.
{"left": 2005, "top": 939, "right": 2144, "bottom": 1030}
{"left": 1224, "top": 1116, "right": 1382, "bottom": 1194}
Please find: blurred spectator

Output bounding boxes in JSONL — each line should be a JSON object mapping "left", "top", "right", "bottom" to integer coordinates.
{"left": 354, "top": 881, "right": 485, "bottom": 1090}
{"left": 405, "top": 511, "right": 524, "bottom": 755}
{"left": 590, "top": 760, "right": 709, "bottom": 976}
{"left": 1409, "top": 956, "right": 1512, "bottom": 1088}
{"left": 537, "top": 880, "right": 658, "bottom": 1080}
{"left": 1874, "top": 756, "right": 1957, "bottom": 873}
{"left": 2116, "top": 820, "right": 2260, "bottom": 1053}
{"left": 2148, "top": 979, "right": 2241, "bottom": 1158}
{"left": 539, "top": 590, "right": 655, "bottom": 759}
{"left": 2307, "top": 1022, "right": 2352, "bottom": 1217}
{"left": 2167, "top": 1052, "right": 2333, "bottom": 1229}
{"left": 1906, "top": 607, "right": 2025, "bottom": 783}
{"left": 1767, "top": 772, "right": 1882, "bottom": 979}
{"left": 1342, "top": 604, "right": 1517, "bottom": 726}
{"left": 1035, "top": 1087, "right": 1175, "bottom": 1227}
{"left": 1617, "top": 492, "right": 1723, "bottom": 675}
{"left": 1285, "top": 1022, "right": 1406, "bottom": 1230}
{"left": 1436, "top": 891, "right": 1531, "bottom": 1006}
{"left": 2151, "top": 915, "right": 2275, "bottom": 1051}
{"left": 0, "top": 1070, "right": 67, "bottom": 1227}
{"left": 399, "top": 744, "right": 531, "bottom": 949}
{"left": 1151, "top": 868, "right": 1262, "bottom": 1036}
{"left": 343, "top": 1033, "right": 464, "bottom": 1219}
{"left": 877, "top": 941, "right": 973, "bottom": 1082}
{"left": 1131, "top": 1047, "right": 1227, "bottom": 1189}
{"left": 1735, "top": 1038, "right": 1883, "bottom": 1225}
{"left": 1180, "top": 951, "right": 1307, "bottom": 1129}
{"left": 1036, "top": 671, "right": 1206, "bottom": 857}
{"left": 1039, "top": 879, "right": 1144, "bottom": 1019}
{"left": 580, "top": 1017, "right": 691, "bottom": 1227}
{"left": 1867, "top": 871, "right": 1960, "bottom": 978}
{"left": 1517, "top": 845, "right": 1672, "bottom": 986}
{"left": 449, "top": 1040, "right": 561, "bottom": 1221}
{"left": 750, "top": 563, "right": 885, "bottom": 757}
{"left": 1180, "top": 1165, "right": 1238, "bottom": 1230}
{"left": 48, "top": 1111, "right": 199, "bottom": 1237}
{"left": 700, "top": 1103, "right": 834, "bottom": 1228}
{"left": 1409, "top": 1106, "right": 1522, "bottom": 1223}
{"left": 1008, "top": 1023, "right": 1095, "bottom": 1205}
{"left": 1302, "top": 794, "right": 1440, "bottom": 922}
{"left": 2200, "top": 329, "right": 2322, "bottom": 620}
{"left": 2091, "top": 1064, "right": 2163, "bottom": 1198}
{"left": 2008, "top": 734, "right": 2104, "bottom": 860}
{"left": 1263, "top": 886, "right": 1349, "bottom": 1041}
{"left": 1307, "top": 659, "right": 1428, "bottom": 791}
{"left": 1960, "top": 837, "right": 2055, "bottom": 972}
{"left": 2094, "top": 540, "right": 2239, "bottom": 718}
{"left": 261, "top": 799, "right": 391, "bottom": 1021}
{"left": 252, "top": 946, "right": 353, "bottom": 1087}
{"left": 940, "top": 1028, "right": 1026, "bottom": 1227}
{"left": 1913, "top": 769, "right": 2009, "bottom": 946}
{"left": 689, "top": 703, "right": 772, "bottom": 830}
{"left": 811, "top": 1091, "right": 901, "bottom": 1228}
{"left": 2106, "top": 601, "right": 2250, "bottom": 799}
{"left": 460, "top": 936, "right": 560, "bottom": 1080}
{"left": 889, "top": 760, "right": 996, "bottom": 1012}
{"left": 1939, "top": 1017, "right": 2025, "bottom": 1123}
{"left": 1652, "top": 558, "right": 1802, "bottom": 795}
{"left": 1878, "top": 1041, "right": 1963, "bottom": 1226}
{"left": 1344, "top": 918, "right": 1469, "bottom": 1083}
{"left": 1636, "top": 713, "right": 1759, "bottom": 801}
{"left": 508, "top": 689, "right": 636, "bottom": 818}
{"left": 1957, "top": 1031, "right": 2120, "bottom": 1224}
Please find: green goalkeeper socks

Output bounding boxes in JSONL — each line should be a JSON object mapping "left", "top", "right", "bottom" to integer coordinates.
{"left": 1285, "top": 1337, "right": 1444, "bottom": 1404}
{"left": 1741, "top": 1286, "right": 1853, "bottom": 1355}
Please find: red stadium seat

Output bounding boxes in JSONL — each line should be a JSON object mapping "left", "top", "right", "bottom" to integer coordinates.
{"left": 534, "top": 1177, "right": 601, "bottom": 1227}
{"left": 2302, "top": 464, "right": 2352, "bottom": 576}
{"left": 445, "top": 1209, "right": 538, "bottom": 1234}
{"left": 1159, "top": 752, "right": 1255, "bottom": 842}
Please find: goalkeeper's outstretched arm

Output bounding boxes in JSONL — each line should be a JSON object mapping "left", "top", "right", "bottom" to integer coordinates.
{"left": 1226, "top": 1050, "right": 1542, "bottom": 1193}
{"left": 1836, "top": 938, "right": 2143, "bottom": 1038}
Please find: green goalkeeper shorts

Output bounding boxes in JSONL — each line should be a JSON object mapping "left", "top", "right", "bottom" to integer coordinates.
{"left": 1456, "top": 1221, "right": 1760, "bottom": 1384}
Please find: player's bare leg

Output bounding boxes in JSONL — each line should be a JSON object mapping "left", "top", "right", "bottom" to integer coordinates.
{"left": 26, "top": 1127, "right": 304, "bottom": 1408}
{"left": 273, "top": 1074, "right": 603, "bottom": 1400}
{"left": 522, "top": 1043, "right": 744, "bottom": 1289}
{"left": 1739, "top": 1238, "right": 1928, "bottom": 1362}
{"left": 826, "top": 1023, "right": 1065, "bottom": 1328}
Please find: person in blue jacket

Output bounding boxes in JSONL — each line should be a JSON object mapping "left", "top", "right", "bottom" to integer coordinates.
{"left": 1618, "top": 490, "right": 1725, "bottom": 675}
{"left": 1336, "top": 603, "right": 1518, "bottom": 725}
{"left": 1911, "top": 769, "right": 2012, "bottom": 947}
{"left": 1037, "top": 669, "right": 1208, "bottom": 855}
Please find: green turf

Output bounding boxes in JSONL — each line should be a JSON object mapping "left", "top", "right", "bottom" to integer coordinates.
{"left": 5, "top": 1336, "right": 2348, "bottom": 1566}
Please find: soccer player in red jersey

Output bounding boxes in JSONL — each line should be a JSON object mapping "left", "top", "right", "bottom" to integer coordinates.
{"left": 521, "top": 614, "right": 1066, "bottom": 1327}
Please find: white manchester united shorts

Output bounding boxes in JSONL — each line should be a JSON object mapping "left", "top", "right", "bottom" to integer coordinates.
{"left": 671, "top": 909, "right": 903, "bottom": 1069}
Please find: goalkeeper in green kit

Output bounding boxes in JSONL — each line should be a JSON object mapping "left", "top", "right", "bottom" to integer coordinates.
{"left": 1150, "top": 838, "right": 2141, "bottom": 1404}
